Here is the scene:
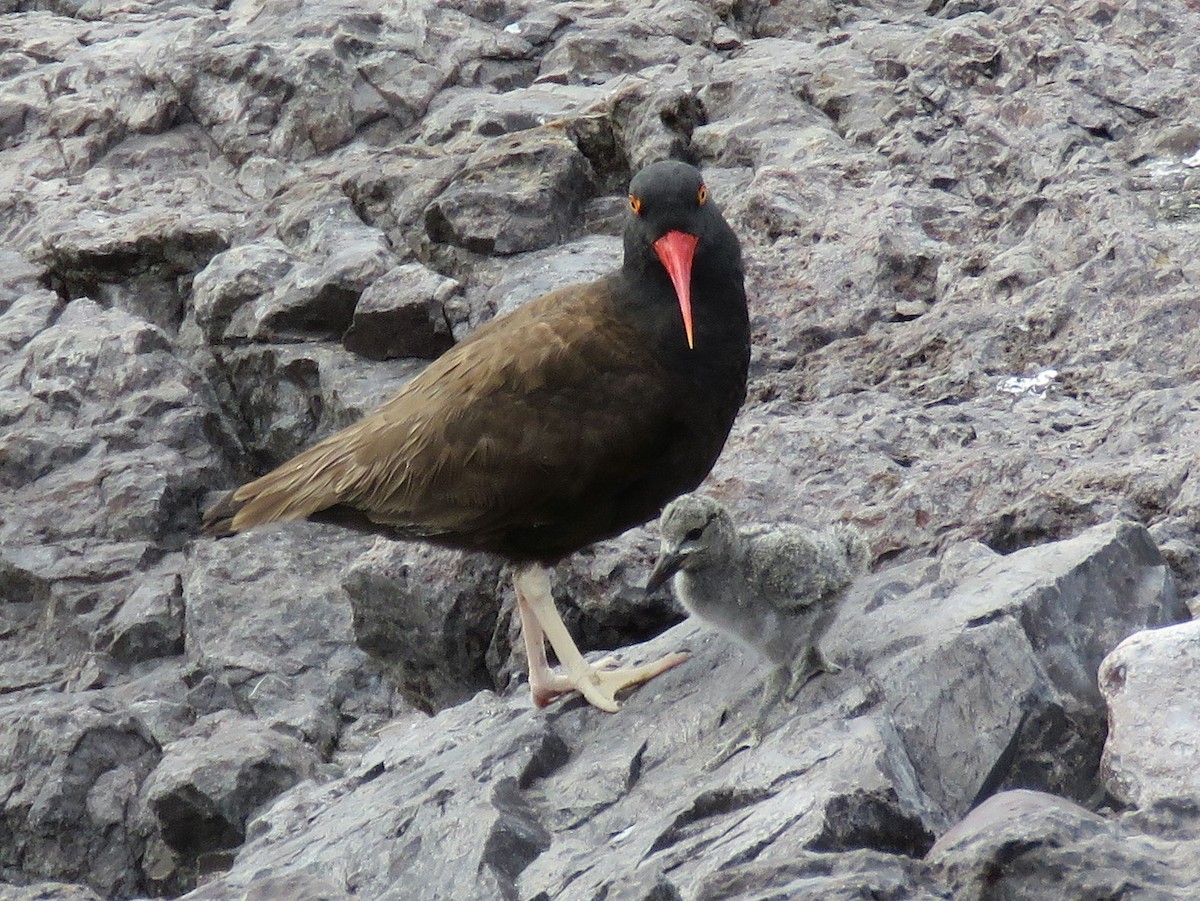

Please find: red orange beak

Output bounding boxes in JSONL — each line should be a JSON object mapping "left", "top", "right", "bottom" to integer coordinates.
{"left": 652, "top": 230, "right": 699, "bottom": 349}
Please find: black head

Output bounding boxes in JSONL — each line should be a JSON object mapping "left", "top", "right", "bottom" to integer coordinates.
{"left": 624, "top": 161, "right": 739, "bottom": 260}
{"left": 622, "top": 161, "right": 744, "bottom": 350}
{"left": 627, "top": 161, "right": 710, "bottom": 233}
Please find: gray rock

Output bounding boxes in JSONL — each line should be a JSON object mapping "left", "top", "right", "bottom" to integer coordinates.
{"left": 183, "top": 695, "right": 559, "bottom": 901}
{"left": 38, "top": 207, "right": 232, "bottom": 323}
{"left": 928, "top": 790, "right": 1200, "bottom": 900}
{"left": 0, "top": 255, "right": 64, "bottom": 355}
{"left": 1100, "top": 620, "right": 1200, "bottom": 809}
{"left": 214, "top": 342, "right": 424, "bottom": 465}
{"left": 0, "top": 884, "right": 107, "bottom": 901}
{"left": 0, "top": 295, "right": 236, "bottom": 699}
{"left": 831, "top": 521, "right": 1184, "bottom": 819}
{"left": 334, "top": 148, "right": 464, "bottom": 253}
{"left": 191, "top": 240, "right": 297, "bottom": 345}
{"left": 183, "top": 523, "right": 386, "bottom": 749}
{"left": 181, "top": 521, "right": 1180, "bottom": 899}
{"left": 0, "top": 299, "right": 230, "bottom": 543}
{"left": 194, "top": 189, "right": 397, "bottom": 345}
{"left": 424, "top": 128, "right": 594, "bottom": 255}
{"left": 342, "top": 541, "right": 503, "bottom": 712}
{"left": 181, "top": 872, "right": 352, "bottom": 901}
{"left": 535, "top": 3, "right": 717, "bottom": 86}
{"left": 104, "top": 557, "right": 185, "bottom": 666}
{"left": 693, "top": 849, "right": 925, "bottom": 901}
{"left": 419, "top": 83, "right": 599, "bottom": 151}
{"left": 139, "top": 713, "right": 323, "bottom": 864}
{"left": 486, "top": 234, "right": 622, "bottom": 320}
{"left": 604, "top": 78, "right": 711, "bottom": 173}
{"left": 0, "top": 693, "right": 159, "bottom": 898}
{"left": 341, "top": 263, "right": 458, "bottom": 361}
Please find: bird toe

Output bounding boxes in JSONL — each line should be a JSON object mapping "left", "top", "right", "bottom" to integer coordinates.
{"left": 705, "top": 726, "right": 761, "bottom": 771}
{"left": 571, "top": 651, "right": 689, "bottom": 713}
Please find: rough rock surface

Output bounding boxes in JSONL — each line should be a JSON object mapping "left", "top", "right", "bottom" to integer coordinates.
{"left": 2, "top": 0, "right": 1200, "bottom": 898}
{"left": 1099, "top": 620, "right": 1200, "bottom": 810}
{"left": 927, "top": 790, "right": 1200, "bottom": 901}
{"left": 181, "top": 520, "right": 1188, "bottom": 900}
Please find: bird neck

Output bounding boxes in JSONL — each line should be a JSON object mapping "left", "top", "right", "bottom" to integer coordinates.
{"left": 678, "top": 564, "right": 786, "bottom": 665}
{"left": 613, "top": 248, "right": 748, "bottom": 371}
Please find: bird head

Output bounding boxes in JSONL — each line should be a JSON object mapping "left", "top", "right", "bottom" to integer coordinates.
{"left": 646, "top": 493, "right": 738, "bottom": 593}
{"left": 624, "top": 160, "right": 739, "bottom": 350}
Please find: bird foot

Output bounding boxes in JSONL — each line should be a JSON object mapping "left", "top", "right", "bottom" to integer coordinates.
{"left": 814, "top": 647, "right": 842, "bottom": 676}
{"left": 528, "top": 653, "right": 635, "bottom": 704}
{"left": 784, "top": 666, "right": 820, "bottom": 702}
{"left": 783, "top": 649, "right": 841, "bottom": 701}
{"left": 529, "top": 670, "right": 579, "bottom": 708}
{"left": 531, "top": 652, "right": 689, "bottom": 712}
{"left": 705, "top": 725, "right": 762, "bottom": 771}
{"left": 514, "top": 565, "right": 688, "bottom": 713}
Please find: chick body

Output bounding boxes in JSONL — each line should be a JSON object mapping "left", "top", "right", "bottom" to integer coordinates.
{"left": 649, "top": 494, "right": 868, "bottom": 765}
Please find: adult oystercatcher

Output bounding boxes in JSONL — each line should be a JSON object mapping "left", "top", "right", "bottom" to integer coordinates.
{"left": 204, "top": 160, "right": 750, "bottom": 712}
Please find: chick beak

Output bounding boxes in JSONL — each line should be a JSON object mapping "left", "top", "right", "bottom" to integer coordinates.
{"left": 646, "top": 548, "right": 685, "bottom": 594}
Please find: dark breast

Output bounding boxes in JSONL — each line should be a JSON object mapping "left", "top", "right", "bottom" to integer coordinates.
{"left": 439, "top": 273, "right": 748, "bottom": 563}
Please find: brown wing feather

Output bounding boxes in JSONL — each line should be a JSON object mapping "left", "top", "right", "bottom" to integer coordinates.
{"left": 207, "top": 277, "right": 679, "bottom": 550}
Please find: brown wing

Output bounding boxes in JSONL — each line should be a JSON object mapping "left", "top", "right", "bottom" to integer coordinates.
{"left": 205, "top": 277, "right": 681, "bottom": 549}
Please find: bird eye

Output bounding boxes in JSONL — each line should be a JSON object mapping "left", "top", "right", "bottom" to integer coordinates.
{"left": 629, "top": 194, "right": 643, "bottom": 215}
{"left": 697, "top": 184, "right": 708, "bottom": 206}
{"left": 685, "top": 526, "right": 704, "bottom": 541}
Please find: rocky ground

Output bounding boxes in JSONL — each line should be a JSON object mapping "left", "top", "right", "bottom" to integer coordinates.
{"left": 2, "top": 0, "right": 1200, "bottom": 898}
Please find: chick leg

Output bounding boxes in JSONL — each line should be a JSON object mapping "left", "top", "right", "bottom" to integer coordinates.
{"left": 706, "top": 647, "right": 843, "bottom": 770}
{"left": 514, "top": 564, "right": 688, "bottom": 712}
{"left": 705, "top": 665, "right": 789, "bottom": 770}
{"left": 784, "top": 645, "right": 841, "bottom": 701}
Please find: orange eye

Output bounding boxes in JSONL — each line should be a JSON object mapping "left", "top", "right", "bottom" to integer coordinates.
{"left": 697, "top": 184, "right": 708, "bottom": 205}
{"left": 628, "top": 194, "right": 643, "bottom": 215}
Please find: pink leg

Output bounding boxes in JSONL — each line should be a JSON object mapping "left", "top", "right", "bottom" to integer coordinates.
{"left": 516, "top": 589, "right": 575, "bottom": 707}
{"left": 513, "top": 564, "right": 689, "bottom": 713}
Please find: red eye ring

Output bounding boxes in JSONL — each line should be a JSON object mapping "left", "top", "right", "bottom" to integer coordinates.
{"left": 629, "top": 194, "right": 643, "bottom": 215}
{"left": 697, "top": 184, "right": 708, "bottom": 205}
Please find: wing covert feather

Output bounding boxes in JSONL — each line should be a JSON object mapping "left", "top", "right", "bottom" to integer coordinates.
{"left": 746, "top": 525, "right": 864, "bottom": 612}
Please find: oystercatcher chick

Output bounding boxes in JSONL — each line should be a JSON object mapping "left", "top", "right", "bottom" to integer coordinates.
{"left": 647, "top": 494, "right": 867, "bottom": 764}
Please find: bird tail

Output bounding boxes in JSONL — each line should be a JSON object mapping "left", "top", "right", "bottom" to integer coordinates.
{"left": 836, "top": 524, "right": 871, "bottom": 576}
{"left": 201, "top": 433, "right": 363, "bottom": 536}
{"left": 200, "top": 488, "right": 244, "bottom": 537}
